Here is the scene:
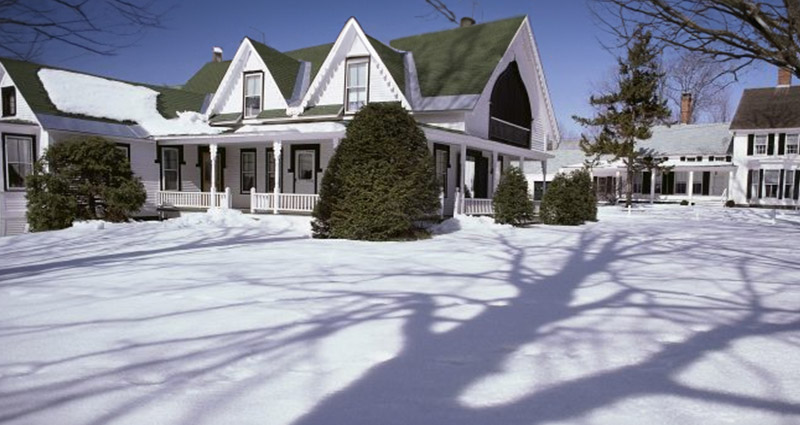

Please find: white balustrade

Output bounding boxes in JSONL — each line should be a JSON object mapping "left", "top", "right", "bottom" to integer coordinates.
{"left": 156, "top": 188, "right": 230, "bottom": 210}
{"left": 463, "top": 198, "right": 494, "bottom": 216}
{"left": 249, "top": 192, "right": 318, "bottom": 213}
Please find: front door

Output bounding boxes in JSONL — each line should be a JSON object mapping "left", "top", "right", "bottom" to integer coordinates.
{"left": 294, "top": 149, "right": 316, "bottom": 194}
{"left": 200, "top": 148, "right": 224, "bottom": 192}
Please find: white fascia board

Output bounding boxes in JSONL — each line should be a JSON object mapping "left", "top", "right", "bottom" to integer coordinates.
{"left": 520, "top": 16, "right": 560, "bottom": 143}
{"left": 292, "top": 17, "right": 410, "bottom": 115}
{"left": 422, "top": 127, "right": 553, "bottom": 160}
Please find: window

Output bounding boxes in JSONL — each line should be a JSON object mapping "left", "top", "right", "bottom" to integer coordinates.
{"left": 533, "top": 181, "right": 544, "bottom": 201}
{"left": 787, "top": 134, "right": 799, "bottom": 155}
{"left": 750, "top": 170, "right": 760, "bottom": 199}
{"left": 240, "top": 149, "right": 256, "bottom": 193}
{"left": 116, "top": 143, "right": 130, "bottom": 160}
{"left": 434, "top": 147, "right": 448, "bottom": 196}
{"left": 3, "top": 134, "right": 34, "bottom": 190}
{"left": 632, "top": 172, "right": 643, "bottom": 194}
{"left": 266, "top": 148, "right": 276, "bottom": 192}
{"left": 693, "top": 180, "right": 702, "bottom": 195}
{"left": 675, "top": 172, "right": 687, "bottom": 194}
{"left": 244, "top": 73, "right": 262, "bottom": 118}
{"left": 685, "top": 157, "right": 696, "bottom": 162}
{"left": 162, "top": 147, "right": 180, "bottom": 191}
{"left": 2, "top": 87, "right": 16, "bottom": 117}
{"left": 755, "top": 134, "right": 767, "bottom": 155}
{"left": 764, "top": 170, "right": 779, "bottom": 198}
{"left": 297, "top": 151, "right": 313, "bottom": 180}
{"left": 345, "top": 58, "right": 368, "bottom": 113}
{"left": 785, "top": 170, "right": 795, "bottom": 199}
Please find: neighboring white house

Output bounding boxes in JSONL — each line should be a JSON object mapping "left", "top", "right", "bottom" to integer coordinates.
{"left": 0, "top": 16, "right": 559, "bottom": 236}
{"left": 728, "top": 68, "right": 800, "bottom": 207}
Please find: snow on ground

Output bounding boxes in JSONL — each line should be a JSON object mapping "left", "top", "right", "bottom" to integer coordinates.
{"left": 1, "top": 206, "right": 798, "bottom": 425}
{"left": 38, "top": 69, "right": 223, "bottom": 136}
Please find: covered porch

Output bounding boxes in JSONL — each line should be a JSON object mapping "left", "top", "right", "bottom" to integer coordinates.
{"left": 153, "top": 123, "right": 551, "bottom": 217}
{"left": 589, "top": 163, "right": 735, "bottom": 205}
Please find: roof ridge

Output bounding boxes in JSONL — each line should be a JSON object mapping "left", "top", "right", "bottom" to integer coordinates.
{"left": 390, "top": 15, "right": 525, "bottom": 43}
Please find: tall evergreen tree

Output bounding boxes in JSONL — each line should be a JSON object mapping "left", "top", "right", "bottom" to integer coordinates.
{"left": 573, "top": 29, "right": 671, "bottom": 207}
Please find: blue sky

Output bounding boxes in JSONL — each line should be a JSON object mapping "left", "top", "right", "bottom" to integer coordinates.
{"left": 39, "top": 0, "right": 780, "bottom": 136}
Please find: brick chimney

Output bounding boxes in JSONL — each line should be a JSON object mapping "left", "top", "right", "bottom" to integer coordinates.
{"left": 680, "top": 92, "right": 693, "bottom": 125}
{"left": 778, "top": 67, "right": 792, "bottom": 87}
{"left": 460, "top": 17, "right": 475, "bottom": 27}
{"left": 212, "top": 46, "right": 223, "bottom": 63}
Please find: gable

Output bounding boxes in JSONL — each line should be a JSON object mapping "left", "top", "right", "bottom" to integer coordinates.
{"left": 390, "top": 16, "right": 524, "bottom": 97}
{"left": 247, "top": 38, "right": 302, "bottom": 101}
{"left": 296, "top": 18, "right": 409, "bottom": 113}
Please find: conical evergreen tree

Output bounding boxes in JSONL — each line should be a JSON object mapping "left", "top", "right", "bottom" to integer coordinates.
{"left": 573, "top": 30, "right": 671, "bottom": 207}
{"left": 492, "top": 166, "right": 534, "bottom": 226}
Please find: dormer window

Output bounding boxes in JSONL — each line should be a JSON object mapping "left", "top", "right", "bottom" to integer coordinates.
{"left": 345, "top": 58, "right": 369, "bottom": 113}
{"left": 243, "top": 72, "right": 263, "bottom": 118}
{"left": 2, "top": 87, "right": 16, "bottom": 117}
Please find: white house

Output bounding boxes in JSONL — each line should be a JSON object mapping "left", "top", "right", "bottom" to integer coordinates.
{"left": 0, "top": 16, "right": 559, "bottom": 236}
{"left": 728, "top": 68, "right": 800, "bottom": 207}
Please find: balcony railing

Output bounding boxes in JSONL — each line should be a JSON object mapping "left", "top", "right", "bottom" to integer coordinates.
{"left": 489, "top": 116, "right": 531, "bottom": 149}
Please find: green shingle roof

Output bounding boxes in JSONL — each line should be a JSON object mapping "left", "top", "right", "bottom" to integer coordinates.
{"left": 390, "top": 16, "right": 524, "bottom": 96}
{"left": 284, "top": 43, "right": 334, "bottom": 84}
{"left": 209, "top": 112, "right": 241, "bottom": 124}
{"left": 366, "top": 35, "right": 406, "bottom": 95}
{"left": 0, "top": 57, "right": 206, "bottom": 123}
{"left": 301, "top": 104, "right": 342, "bottom": 117}
{"left": 247, "top": 37, "right": 302, "bottom": 100}
{"left": 183, "top": 60, "right": 231, "bottom": 94}
{"left": 257, "top": 108, "right": 287, "bottom": 119}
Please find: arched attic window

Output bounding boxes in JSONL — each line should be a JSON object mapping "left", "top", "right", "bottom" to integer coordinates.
{"left": 489, "top": 61, "right": 532, "bottom": 148}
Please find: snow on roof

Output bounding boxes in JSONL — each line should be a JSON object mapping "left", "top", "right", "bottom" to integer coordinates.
{"left": 235, "top": 122, "right": 346, "bottom": 134}
{"left": 38, "top": 69, "right": 223, "bottom": 136}
{"left": 640, "top": 123, "right": 732, "bottom": 155}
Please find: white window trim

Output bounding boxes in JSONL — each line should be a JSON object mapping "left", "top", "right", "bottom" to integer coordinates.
{"left": 162, "top": 147, "right": 180, "bottom": 191}
{"left": 344, "top": 57, "right": 369, "bottom": 114}
{"left": 3, "top": 134, "right": 34, "bottom": 191}
{"left": 786, "top": 134, "right": 799, "bottom": 155}
{"left": 755, "top": 134, "right": 767, "bottom": 156}
{"left": 243, "top": 73, "right": 263, "bottom": 119}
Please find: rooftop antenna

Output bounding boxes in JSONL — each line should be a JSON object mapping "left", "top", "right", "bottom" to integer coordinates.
{"left": 249, "top": 27, "right": 266, "bottom": 44}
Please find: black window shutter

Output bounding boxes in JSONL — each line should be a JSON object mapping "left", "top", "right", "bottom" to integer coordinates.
{"left": 794, "top": 171, "right": 800, "bottom": 200}
{"left": 747, "top": 134, "right": 754, "bottom": 155}
{"left": 702, "top": 172, "right": 710, "bottom": 196}
{"left": 746, "top": 171, "right": 753, "bottom": 200}
{"left": 779, "top": 169, "right": 785, "bottom": 199}
{"left": 155, "top": 145, "right": 162, "bottom": 164}
{"left": 642, "top": 171, "right": 651, "bottom": 194}
{"left": 779, "top": 133, "right": 786, "bottom": 155}
{"left": 768, "top": 134, "right": 775, "bottom": 155}
{"left": 758, "top": 169, "right": 764, "bottom": 198}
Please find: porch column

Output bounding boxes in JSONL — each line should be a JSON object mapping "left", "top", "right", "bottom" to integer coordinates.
{"left": 518, "top": 156, "right": 524, "bottom": 170}
{"left": 332, "top": 138, "right": 340, "bottom": 150}
{"left": 615, "top": 170, "right": 621, "bottom": 198}
{"left": 460, "top": 144, "right": 467, "bottom": 214}
{"left": 491, "top": 150, "right": 498, "bottom": 195}
{"left": 542, "top": 160, "right": 548, "bottom": 193}
{"left": 688, "top": 171, "right": 695, "bottom": 199}
{"left": 650, "top": 169, "right": 656, "bottom": 204}
{"left": 210, "top": 143, "right": 218, "bottom": 207}
{"left": 273, "top": 141, "right": 282, "bottom": 215}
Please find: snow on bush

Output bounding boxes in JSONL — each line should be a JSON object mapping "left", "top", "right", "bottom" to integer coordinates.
{"left": 38, "top": 69, "right": 223, "bottom": 136}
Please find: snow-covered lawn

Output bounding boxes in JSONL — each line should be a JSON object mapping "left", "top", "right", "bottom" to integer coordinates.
{"left": 1, "top": 206, "right": 798, "bottom": 425}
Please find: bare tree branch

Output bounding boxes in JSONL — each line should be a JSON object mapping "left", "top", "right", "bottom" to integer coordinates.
{"left": 591, "top": 0, "right": 800, "bottom": 78}
{"left": 0, "top": 0, "right": 171, "bottom": 61}
{"left": 423, "top": 0, "right": 459, "bottom": 25}
{"left": 664, "top": 51, "right": 735, "bottom": 123}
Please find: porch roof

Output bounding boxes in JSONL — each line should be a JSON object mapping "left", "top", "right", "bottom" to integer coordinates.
{"left": 157, "top": 121, "right": 347, "bottom": 145}
{"left": 422, "top": 126, "right": 552, "bottom": 161}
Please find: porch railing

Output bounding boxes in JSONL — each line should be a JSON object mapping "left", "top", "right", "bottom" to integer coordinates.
{"left": 250, "top": 189, "right": 318, "bottom": 213}
{"left": 464, "top": 198, "right": 494, "bottom": 215}
{"left": 156, "top": 188, "right": 231, "bottom": 209}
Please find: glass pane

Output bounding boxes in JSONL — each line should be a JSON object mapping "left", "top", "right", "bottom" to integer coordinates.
{"left": 765, "top": 170, "right": 779, "bottom": 184}
{"left": 242, "top": 152, "right": 255, "bottom": 173}
{"left": 164, "top": 170, "right": 178, "bottom": 191}
{"left": 163, "top": 149, "right": 178, "bottom": 170}
{"left": 348, "top": 62, "right": 366, "bottom": 87}
{"left": 6, "top": 138, "right": 19, "bottom": 162}
{"left": 7, "top": 164, "right": 24, "bottom": 188}
{"left": 297, "top": 152, "right": 313, "bottom": 180}
{"left": 347, "top": 88, "right": 366, "bottom": 112}
{"left": 246, "top": 75, "right": 262, "bottom": 96}
{"left": 242, "top": 174, "right": 255, "bottom": 191}
{"left": 245, "top": 96, "right": 261, "bottom": 116}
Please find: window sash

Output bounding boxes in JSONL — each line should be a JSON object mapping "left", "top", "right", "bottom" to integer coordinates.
{"left": 435, "top": 149, "right": 448, "bottom": 196}
{"left": 2, "top": 87, "right": 16, "bottom": 117}
{"left": 297, "top": 152, "right": 313, "bottom": 180}
{"left": 241, "top": 151, "right": 256, "bottom": 193}
{"left": 787, "top": 134, "right": 799, "bottom": 155}
{"left": 244, "top": 74, "right": 262, "bottom": 118}
{"left": 345, "top": 60, "right": 368, "bottom": 113}
{"left": 162, "top": 148, "right": 180, "bottom": 191}
{"left": 4, "top": 136, "right": 33, "bottom": 189}
{"left": 764, "top": 170, "right": 779, "bottom": 198}
{"left": 755, "top": 135, "right": 767, "bottom": 155}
